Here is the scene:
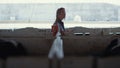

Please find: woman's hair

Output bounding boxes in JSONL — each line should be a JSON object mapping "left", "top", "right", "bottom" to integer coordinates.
{"left": 55, "top": 7, "right": 66, "bottom": 23}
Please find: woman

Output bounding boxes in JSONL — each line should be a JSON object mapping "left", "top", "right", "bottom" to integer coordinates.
{"left": 48, "top": 7, "right": 66, "bottom": 68}
{"left": 52, "top": 7, "right": 66, "bottom": 36}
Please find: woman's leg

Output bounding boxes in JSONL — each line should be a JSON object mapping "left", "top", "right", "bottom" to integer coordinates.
{"left": 49, "top": 59, "right": 53, "bottom": 68}
{"left": 57, "top": 59, "right": 62, "bottom": 68}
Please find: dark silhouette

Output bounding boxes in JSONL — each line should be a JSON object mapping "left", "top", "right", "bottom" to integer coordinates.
{"left": 0, "top": 39, "right": 26, "bottom": 59}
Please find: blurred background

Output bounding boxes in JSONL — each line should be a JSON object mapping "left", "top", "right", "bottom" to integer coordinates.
{"left": 0, "top": 0, "right": 120, "bottom": 29}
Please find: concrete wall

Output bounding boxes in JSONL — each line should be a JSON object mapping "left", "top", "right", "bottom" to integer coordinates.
{"left": 0, "top": 27, "right": 120, "bottom": 55}
{"left": 0, "top": 27, "right": 120, "bottom": 68}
